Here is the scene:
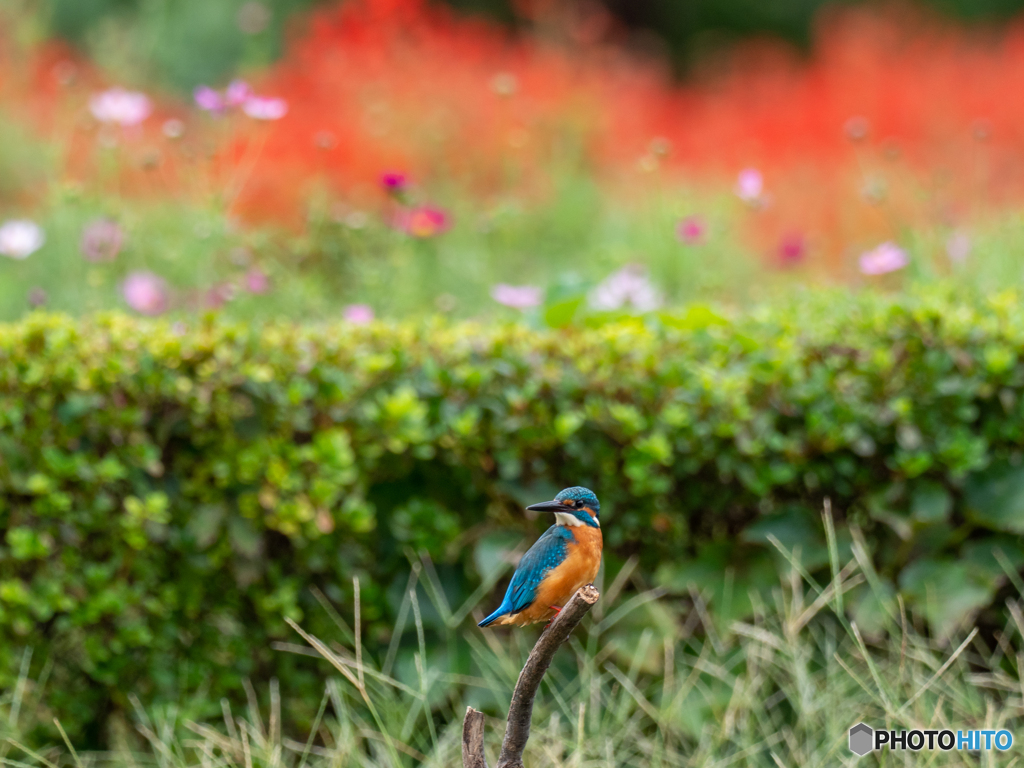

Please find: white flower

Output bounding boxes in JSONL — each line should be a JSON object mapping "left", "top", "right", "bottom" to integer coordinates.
{"left": 243, "top": 96, "right": 288, "bottom": 120}
{"left": 590, "top": 265, "right": 661, "bottom": 312}
{"left": 735, "top": 168, "right": 764, "bottom": 202}
{"left": 162, "top": 119, "right": 185, "bottom": 138}
{"left": 89, "top": 88, "right": 152, "bottom": 126}
{"left": 0, "top": 220, "right": 45, "bottom": 259}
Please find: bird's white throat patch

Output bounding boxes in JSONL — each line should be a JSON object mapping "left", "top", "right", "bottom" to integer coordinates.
{"left": 555, "top": 512, "right": 598, "bottom": 527}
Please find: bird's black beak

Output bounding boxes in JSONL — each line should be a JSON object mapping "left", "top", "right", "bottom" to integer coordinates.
{"left": 526, "top": 500, "right": 574, "bottom": 513}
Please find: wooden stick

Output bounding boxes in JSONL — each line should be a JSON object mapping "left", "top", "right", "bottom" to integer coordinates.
{"left": 462, "top": 707, "right": 488, "bottom": 768}
{"left": 461, "top": 585, "right": 600, "bottom": 768}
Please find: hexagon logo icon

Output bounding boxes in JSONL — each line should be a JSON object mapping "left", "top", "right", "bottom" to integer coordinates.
{"left": 849, "top": 723, "right": 873, "bottom": 756}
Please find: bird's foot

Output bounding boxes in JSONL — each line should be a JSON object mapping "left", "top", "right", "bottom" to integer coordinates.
{"left": 543, "top": 606, "right": 563, "bottom": 629}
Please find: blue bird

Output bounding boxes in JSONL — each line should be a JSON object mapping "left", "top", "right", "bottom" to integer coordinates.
{"left": 479, "top": 487, "right": 603, "bottom": 628}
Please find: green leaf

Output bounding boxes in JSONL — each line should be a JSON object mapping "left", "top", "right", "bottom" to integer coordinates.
{"left": 6, "top": 527, "right": 52, "bottom": 560}
{"left": 188, "top": 504, "right": 226, "bottom": 550}
{"left": 542, "top": 297, "right": 584, "bottom": 328}
{"left": 655, "top": 544, "right": 775, "bottom": 624}
{"left": 848, "top": 580, "right": 896, "bottom": 637}
{"left": 910, "top": 482, "right": 952, "bottom": 523}
{"left": 964, "top": 463, "right": 1024, "bottom": 533}
{"left": 741, "top": 505, "right": 829, "bottom": 571}
{"left": 658, "top": 304, "right": 728, "bottom": 330}
{"left": 899, "top": 558, "right": 996, "bottom": 638}
{"left": 228, "top": 517, "right": 262, "bottom": 559}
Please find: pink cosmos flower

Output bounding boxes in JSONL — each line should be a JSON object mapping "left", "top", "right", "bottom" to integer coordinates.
{"left": 946, "top": 230, "right": 971, "bottom": 263}
{"left": 194, "top": 86, "right": 224, "bottom": 112}
{"left": 204, "top": 283, "right": 237, "bottom": 309}
{"left": 344, "top": 304, "right": 374, "bottom": 323}
{"left": 89, "top": 88, "right": 152, "bottom": 126}
{"left": 122, "top": 272, "right": 169, "bottom": 315}
{"left": 859, "top": 242, "right": 909, "bottom": 275}
{"left": 778, "top": 233, "right": 806, "bottom": 266}
{"left": 491, "top": 284, "right": 542, "bottom": 309}
{"left": 676, "top": 216, "right": 705, "bottom": 245}
{"left": 242, "top": 96, "right": 288, "bottom": 120}
{"left": 0, "top": 220, "right": 45, "bottom": 259}
{"left": 225, "top": 80, "right": 253, "bottom": 106}
{"left": 245, "top": 268, "right": 270, "bottom": 294}
{"left": 590, "top": 265, "right": 661, "bottom": 312}
{"left": 401, "top": 206, "right": 451, "bottom": 238}
{"left": 735, "top": 168, "right": 763, "bottom": 203}
{"left": 80, "top": 219, "right": 124, "bottom": 262}
{"left": 381, "top": 172, "right": 408, "bottom": 193}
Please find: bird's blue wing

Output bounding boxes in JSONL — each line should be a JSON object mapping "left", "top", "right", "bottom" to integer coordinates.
{"left": 483, "top": 526, "right": 571, "bottom": 623}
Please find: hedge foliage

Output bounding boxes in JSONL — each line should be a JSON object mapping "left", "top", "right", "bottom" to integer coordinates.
{"left": 5, "top": 291, "right": 1024, "bottom": 740}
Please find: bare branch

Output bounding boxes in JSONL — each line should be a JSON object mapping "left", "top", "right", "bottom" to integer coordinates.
{"left": 462, "top": 707, "right": 489, "bottom": 768}
{"left": 460, "top": 585, "right": 600, "bottom": 768}
{"left": 497, "top": 584, "right": 599, "bottom": 767}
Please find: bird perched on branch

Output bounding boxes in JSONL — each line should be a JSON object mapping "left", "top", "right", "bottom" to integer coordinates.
{"left": 478, "top": 486, "right": 603, "bottom": 628}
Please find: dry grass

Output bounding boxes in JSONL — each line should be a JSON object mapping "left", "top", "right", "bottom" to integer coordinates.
{"left": 4, "top": 509, "right": 1024, "bottom": 766}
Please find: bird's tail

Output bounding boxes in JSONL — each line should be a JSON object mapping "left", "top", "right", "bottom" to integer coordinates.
{"left": 478, "top": 607, "right": 509, "bottom": 627}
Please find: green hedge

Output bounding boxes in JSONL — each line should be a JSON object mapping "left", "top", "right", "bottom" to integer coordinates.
{"left": 4, "top": 292, "right": 1024, "bottom": 741}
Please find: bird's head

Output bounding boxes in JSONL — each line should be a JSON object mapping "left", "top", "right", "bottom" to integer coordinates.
{"left": 527, "top": 486, "right": 600, "bottom": 528}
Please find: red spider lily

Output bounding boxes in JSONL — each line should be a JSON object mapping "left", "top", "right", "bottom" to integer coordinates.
{"left": 217, "top": 0, "right": 1024, "bottom": 256}
{"left": 7, "top": 1, "right": 1024, "bottom": 275}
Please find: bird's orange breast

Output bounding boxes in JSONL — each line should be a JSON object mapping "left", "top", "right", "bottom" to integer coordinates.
{"left": 504, "top": 525, "right": 603, "bottom": 626}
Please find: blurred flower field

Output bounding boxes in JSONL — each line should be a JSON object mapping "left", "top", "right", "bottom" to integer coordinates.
{"left": 4, "top": 0, "right": 1024, "bottom": 323}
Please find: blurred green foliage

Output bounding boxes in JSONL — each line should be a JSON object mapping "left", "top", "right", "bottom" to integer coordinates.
{"left": 38, "top": 0, "right": 1024, "bottom": 91}
{"left": 44, "top": 0, "right": 314, "bottom": 90}
{"left": 5, "top": 291, "right": 1024, "bottom": 741}
{"left": 603, "top": 0, "right": 1024, "bottom": 65}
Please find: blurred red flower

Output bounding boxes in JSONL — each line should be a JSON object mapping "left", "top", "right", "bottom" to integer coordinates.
{"left": 777, "top": 233, "right": 806, "bottom": 266}
{"left": 676, "top": 216, "right": 706, "bottom": 245}
{"left": 398, "top": 205, "right": 451, "bottom": 238}
{"left": 8, "top": 0, "right": 1024, "bottom": 275}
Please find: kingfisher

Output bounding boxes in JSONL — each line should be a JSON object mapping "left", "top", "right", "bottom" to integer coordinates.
{"left": 478, "top": 486, "right": 603, "bottom": 628}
